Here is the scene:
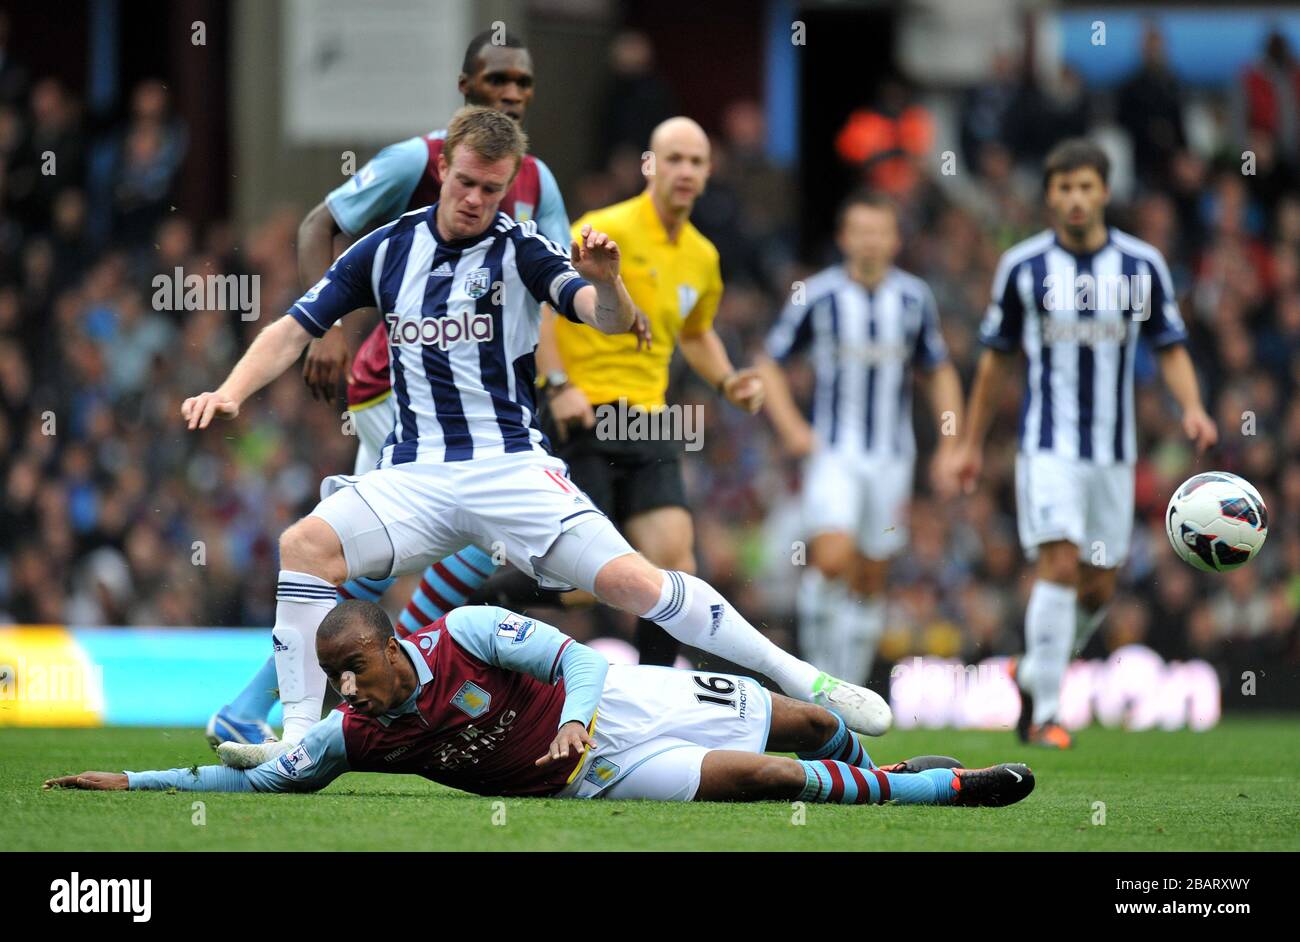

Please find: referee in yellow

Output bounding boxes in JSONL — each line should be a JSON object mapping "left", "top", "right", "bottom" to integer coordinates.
{"left": 538, "top": 116, "right": 764, "bottom": 664}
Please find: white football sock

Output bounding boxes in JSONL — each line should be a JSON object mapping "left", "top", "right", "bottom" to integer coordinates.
{"left": 832, "top": 592, "right": 886, "bottom": 686}
{"left": 274, "top": 570, "right": 336, "bottom": 743}
{"left": 1021, "top": 580, "right": 1076, "bottom": 725}
{"left": 796, "top": 569, "right": 841, "bottom": 674}
{"left": 645, "top": 570, "right": 821, "bottom": 699}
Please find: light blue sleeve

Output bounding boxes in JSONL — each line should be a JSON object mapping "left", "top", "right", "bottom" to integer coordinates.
{"left": 243, "top": 711, "right": 350, "bottom": 793}
{"left": 325, "top": 136, "right": 428, "bottom": 236}
{"left": 127, "top": 712, "right": 349, "bottom": 793}
{"left": 533, "top": 157, "right": 571, "bottom": 248}
{"left": 446, "top": 606, "right": 608, "bottom": 728}
{"left": 126, "top": 764, "right": 255, "bottom": 792}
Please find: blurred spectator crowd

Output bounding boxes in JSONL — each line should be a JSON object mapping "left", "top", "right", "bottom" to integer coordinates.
{"left": 0, "top": 21, "right": 1296, "bottom": 694}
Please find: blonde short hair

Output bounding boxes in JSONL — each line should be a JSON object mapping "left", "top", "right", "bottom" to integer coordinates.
{"left": 443, "top": 105, "right": 528, "bottom": 178}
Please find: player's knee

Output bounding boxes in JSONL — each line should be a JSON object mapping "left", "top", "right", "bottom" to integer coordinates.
{"left": 1036, "top": 542, "right": 1080, "bottom": 586}
{"left": 807, "top": 703, "right": 843, "bottom": 744}
{"left": 811, "top": 538, "right": 855, "bottom": 581}
{"left": 279, "top": 518, "right": 347, "bottom": 584}
{"left": 592, "top": 552, "right": 660, "bottom": 612}
{"left": 740, "top": 758, "right": 805, "bottom": 798}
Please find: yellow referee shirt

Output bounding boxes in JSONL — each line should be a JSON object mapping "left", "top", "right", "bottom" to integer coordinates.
{"left": 555, "top": 190, "right": 723, "bottom": 409}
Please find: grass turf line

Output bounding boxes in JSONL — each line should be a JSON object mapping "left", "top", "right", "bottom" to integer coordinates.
{"left": 4, "top": 717, "right": 1299, "bottom": 851}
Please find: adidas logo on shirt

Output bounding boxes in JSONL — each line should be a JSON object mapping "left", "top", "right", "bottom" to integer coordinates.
{"left": 428, "top": 262, "right": 454, "bottom": 278}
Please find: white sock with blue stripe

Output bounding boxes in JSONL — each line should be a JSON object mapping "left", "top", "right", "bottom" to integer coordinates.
{"left": 643, "top": 571, "right": 821, "bottom": 699}
{"left": 274, "top": 570, "right": 337, "bottom": 744}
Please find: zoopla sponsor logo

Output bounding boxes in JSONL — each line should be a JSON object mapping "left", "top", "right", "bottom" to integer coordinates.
{"left": 385, "top": 311, "right": 494, "bottom": 351}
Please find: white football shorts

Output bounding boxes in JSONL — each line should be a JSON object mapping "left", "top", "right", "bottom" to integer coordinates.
{"left": 557, "top": 664, "right": 773, "bottom": 802}
{"left": 802, "top": 448, "right": 913, "bottom": 559}
{"left": 1015, "top": 451, "right": 1134, "bottom": 568}
{"left": 349, "top": 393, "right": 396, "bottom": 476}
{"left": 311, "top": 451, "right": 612, "bottom": 589}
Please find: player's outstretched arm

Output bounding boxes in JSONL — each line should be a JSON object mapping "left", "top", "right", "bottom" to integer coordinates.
{"left": 1156, "top": 344, "right": 1217, "bottom": 454}
{"left": 182, "top": 315, "right": 315, "bottom": 429}
{"left": 46, "top": 765, "right": 258, "bottom": 793}
{"left": 48, "top": 713, "right": 351, "bottom": 794}
{"left": 569, "top": 224, "right": 635, "bottom": 335}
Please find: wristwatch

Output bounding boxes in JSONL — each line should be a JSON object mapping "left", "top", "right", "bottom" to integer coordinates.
{"left": 541, "top": 370, "right": 570, "bottom": 395}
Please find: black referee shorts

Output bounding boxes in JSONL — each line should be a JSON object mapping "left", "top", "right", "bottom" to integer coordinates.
{"left": 543, "top": 407, "right": 689, "bottom": 524}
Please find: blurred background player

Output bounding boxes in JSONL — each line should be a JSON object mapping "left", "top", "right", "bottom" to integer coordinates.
{"left": 757, "top": 191, "right": 962, "bottom": 686}
{"left": 49, "top": 600, "right": 1033, "bottom": 809}
{"left": 206, "top": 28, "right": 571, "bottom": 746}
{"left": 952, "top": 139, "right": 1218, "bottom": 748}
{"left": 472, "top": 115, "right": 766, "bottom": 667}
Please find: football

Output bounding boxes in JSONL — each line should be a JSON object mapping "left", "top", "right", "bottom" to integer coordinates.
{"left": 1165, "top": 472, "right": 1269, "bottom": 572}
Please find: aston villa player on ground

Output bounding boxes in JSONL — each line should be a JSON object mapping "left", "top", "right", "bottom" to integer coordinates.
{"left": 47, "top": 601, "right": 1035, "bottom": 807}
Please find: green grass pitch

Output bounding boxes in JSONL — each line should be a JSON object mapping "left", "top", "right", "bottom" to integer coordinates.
{"left": 6, "top": 716, "right": 1300, "bottom": 851}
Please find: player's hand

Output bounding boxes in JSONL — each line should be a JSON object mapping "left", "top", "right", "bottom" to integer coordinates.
{"left": 781, "top": 423, "right": 815, "bottom": 459}
{"left": 43, "top": 772, "right": 128, "bottom": 791}
{"left": 952, "top": 441, "right": 983, "bottom": 495}
{"left": 930, "top": 442, "right": 961, "bottom": 500}
{"left": 1183, "top": 407, "right": 1217, "bottom": 456}
{"left": 629, "top": 307, "right": 652, "bottom": 351}
{"left": 570, "top": 224, "right": 621, "bottom": 285}
{"left": 548, "top": 385, "right": 596, "bottom": 443}
{"left": 302, "top": 329, "right": 351, "bottom": 402}
{"left": 535, "top": 720, "right": 595, "bottom": 767}
{"left": 182, "top": 391, "right": 240, "bottom": 430}
{"left": 722, "top": 368, "right": 765, "bottom": 414}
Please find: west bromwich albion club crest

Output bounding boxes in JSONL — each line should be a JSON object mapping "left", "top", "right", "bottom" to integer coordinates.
{"left": 451, "top": 680, "right": 492, "bottom": 718}
{"left": 464, "top": 267, "right": 492, "bottom": 300}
